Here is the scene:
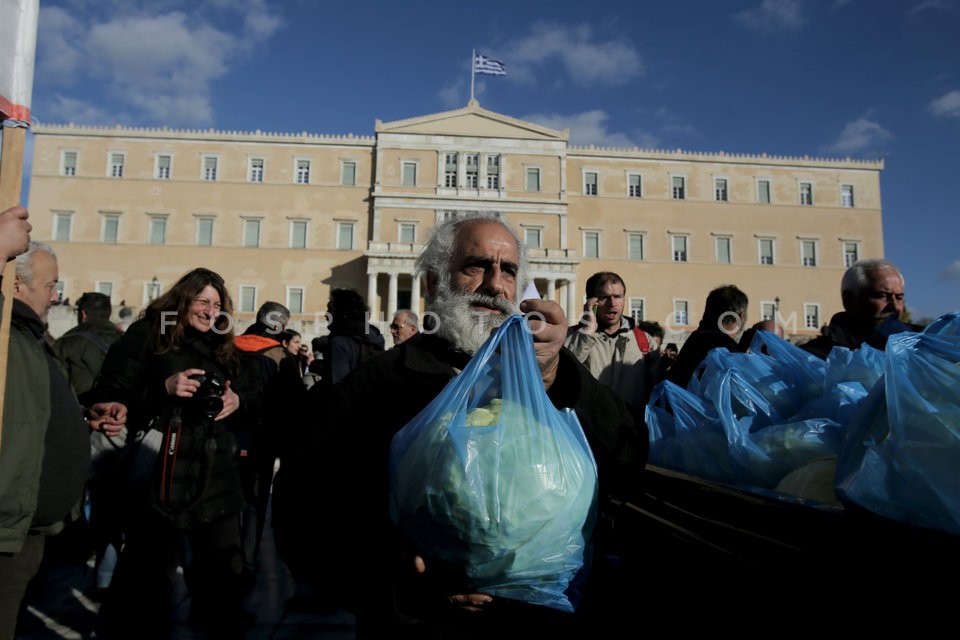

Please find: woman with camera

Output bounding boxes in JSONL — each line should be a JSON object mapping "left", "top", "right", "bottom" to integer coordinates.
{"left": 85, "top": 267, "right": 258, "bottom": 639}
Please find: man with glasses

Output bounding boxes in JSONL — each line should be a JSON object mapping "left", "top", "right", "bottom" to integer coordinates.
{"left": 389, "top": 309, "right": 419, "bottom": 346}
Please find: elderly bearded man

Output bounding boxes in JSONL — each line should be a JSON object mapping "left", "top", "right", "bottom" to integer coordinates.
{"left": 280, "top": 212, "right": 646, "bottom": 637}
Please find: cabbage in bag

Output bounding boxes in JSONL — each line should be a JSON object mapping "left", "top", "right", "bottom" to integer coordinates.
{"left": 389, "top": 314, "right": 598, "bottom": 612}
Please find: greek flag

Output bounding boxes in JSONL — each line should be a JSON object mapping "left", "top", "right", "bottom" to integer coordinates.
{"left": 474, "top": 54, "right": 506, "bottom": 76}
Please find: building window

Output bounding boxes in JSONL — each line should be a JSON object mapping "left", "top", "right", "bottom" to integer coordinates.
{"left": 337, "top": 222, "right": 355, "bottom": 250}
{"left": 53, "top": 212, "right": 72, "bottom": 242}
{"left": 239, "top": 286, "right": 257, "bottom": 313}
{"left": 401, "top": 161, "right": 417, "bottom": 187}
{"left": 290, "top": 220, "right": 307, "bottom": 249}
{"left": 96, "top": 281, "right": 113, "bottom": 299}
{"left": 759, "top": 238, "right": 775, "bottom": 265}
{"left": 757, "top": 179, "right": 771, "bottom": 204}
{"left": 804, "top": 304, "right": 820, "bottom": 330}
{"left": 583, "top": 231, "right": 599, "bottom": 258}
{"left": 203, "top": 156, "right": 218, "bottom": 181}
{"left": 584, "top": 171, "right": 598, "bottom": 196}
{"left": 761, "top": 302, "right": 776, "bottom": 322}
{"left": 628, "top": 232, "right": 644, "bottom": 260}
{"left": 109, "top": 152, "right": 125, "bottom": 178}
{"left": 486, "top": 155, "right": 500, "bottom": 189}
{"left": 243, "top": 219, "right": 261, "bottom": 247}
{"left": 801, "top": 240, "right": 817, "bottom": 267}
{"left": 465, "top": 154, "right": 479, "bottom": 188}
{"left": 799, "top": 181, "right": 813, "bottom": 205}
{"left": 672, "top": 176, "right": 686, "bottom": 200}
{"left": 672, "top": 235, "right": 688, "bottom": 262}
{"left": 629, "top": 298, "right": 645, "bottom": 323}
{"left": 628, "top": 174, "right": 642, "bottom": 198}
{"left": 62, "top": 151, "right": 77, "bottom": 176}
{"left": 444, "top": 153, "right": 458, "bottom": 188}
{"left": 714, "top": 177, "right": 728, "bottom": 202}
{"left": 841, "top": 184, "right": 855, "bottom": 208}
{"left": 674, "top": 300, "right": 689, "bottom": 326}
{"left": 526, "top": 167, "right": 540, "bottom": 192}
{"left": 399, "top": 222, "right": 416, "bottom": 244}
{"left": 525, "top": 227, "right": 542, "bottom": 249}
{"left": 843, "top": 241, "right": 860, "bottom": 267}
{"left": 715, "top": 236, "right": 731, "bottom": 264}
{"left": 149, "top": 216, "right": 167, "bottom": 245}
{"left": 249, "top": 158, "right": 264, "bottom": 183}
{"left": 341, "top": 160, "right": 356, "bottom": 186}
{"left": 287, "top": 287, "right": 304, "bottom": 314}
{"left": 296, "top": 159, "right": 310, "bottom": 184}
{"left": 156, "top": 154, "right": 171, "bottom": 180}
{"left": 101, "top": 214, "right": 119, "bottom": 244}
{"left": 196, "top": 217, "right": 214, "bottom": 246}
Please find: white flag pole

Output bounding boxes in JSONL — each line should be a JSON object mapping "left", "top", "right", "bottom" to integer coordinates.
{"left": 470, "top": 49, "right": 476, "bottom": 103}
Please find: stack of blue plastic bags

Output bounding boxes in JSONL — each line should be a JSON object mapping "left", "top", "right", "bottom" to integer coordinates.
{"left": 646, "top": 313, "right": 960, "bottom": 537}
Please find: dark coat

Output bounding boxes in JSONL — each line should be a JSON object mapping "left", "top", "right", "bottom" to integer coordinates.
{"left": 665, "top": 327, "right": 744, "bottom": 389}
{"left": 800, "top": 312, "right": 922, "bottom": 360}
{"left": 86, "top": 319, "right": 256, "bottom": 528}
{"left": 275, "top": 331, "right": 645, "bottom": 627}
{"left": 54, "top": 318, "right": 125, "bottom": 396}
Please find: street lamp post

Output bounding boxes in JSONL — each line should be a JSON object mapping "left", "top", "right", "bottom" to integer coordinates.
{"left": 149, "top": 275, "right": 160, "bottom": 301}
{"left": 774, "top": 296, "right": 781, "bottom": 321}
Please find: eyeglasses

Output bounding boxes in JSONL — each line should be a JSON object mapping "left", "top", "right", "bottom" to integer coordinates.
{"left": 390, "top": 323, "right": 408, "bottom": 331}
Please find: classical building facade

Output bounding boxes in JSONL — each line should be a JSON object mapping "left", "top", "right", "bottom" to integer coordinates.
{"left": 29, "top": 101, "right": 885, "bottom": 343}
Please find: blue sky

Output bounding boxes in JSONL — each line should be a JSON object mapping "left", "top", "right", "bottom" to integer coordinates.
{"left": 22, "top": 0, "right": 960, "bottom": 321}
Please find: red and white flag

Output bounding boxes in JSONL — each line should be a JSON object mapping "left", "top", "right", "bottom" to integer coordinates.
{"left": 0, "top": 0, "right": 40, "bottom": 122}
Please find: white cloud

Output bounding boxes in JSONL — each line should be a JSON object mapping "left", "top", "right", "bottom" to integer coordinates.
{"left": 35, "top": 2, "right": 283, "bottom": 126}
{"left": 497, "top": 22, "right": 643, "bottom": 88}
{"left": 928, "top": 90, "right": 960, "bottom": 118}
{"left": 521, "top": 110, "right": 656, "bottom": 149}
{"left": 822, "top": 117, "right": 893, "bottom": 156}
{"left": 939, "top": 260, "right": 960, "bottom": 282}
{"left": 909, "top": 0, "right": 958, "bottom": 16}
{"left": 734, "top": 0, "right": 806, "bottom": 32}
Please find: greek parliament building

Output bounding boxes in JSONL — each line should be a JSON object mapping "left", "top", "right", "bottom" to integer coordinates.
{"left": 29, "top": 100, "right": 884, "bottom": 343}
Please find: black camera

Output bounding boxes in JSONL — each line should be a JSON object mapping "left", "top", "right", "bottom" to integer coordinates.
{"left": 188, "top": 372, "right": 226, "bottom": 418}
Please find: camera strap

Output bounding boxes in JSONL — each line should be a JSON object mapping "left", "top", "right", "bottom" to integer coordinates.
{"left": 160, "top": 405, "right": 216, "bottom": 513}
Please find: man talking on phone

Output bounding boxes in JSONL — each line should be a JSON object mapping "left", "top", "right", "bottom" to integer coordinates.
{"left": 564, "top": 271, "right": 653, "bottom": 421}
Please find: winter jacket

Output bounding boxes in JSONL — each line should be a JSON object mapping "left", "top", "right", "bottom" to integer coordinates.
{"left": 564, "top": 317, "right": 652, "bottom": 413}
{"left": 0, "top": 296, "right": 89, "bottom": 552}
{"left": 53, "top": 318, "right": 124, "bottom": 396}
{"left": 86, "top": 319, "right": 256, "bottom": 528}
{"left": 276, "top": 331, "right": 645, "bottom": 625}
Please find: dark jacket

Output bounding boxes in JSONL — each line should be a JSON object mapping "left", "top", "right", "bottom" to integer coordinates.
{"left": 276, "top": 331, "right": 645, "bottom": 625}
{"left": 325, "top": 320, "right": 386, "bottom": 385}
{"left": 1, "top": 297, "right": 89, "bottom": 552}
{"left": 54, "top": 318, "right": 125, "bottom": 396}
{"left": 665, "top": 326, "right": 745, "bottom": 389}
{"left": 86, "top": 319, "right": 256, "bottom": 528}
{"left": 800, "top": 312, "right": 921, "bottom": 360}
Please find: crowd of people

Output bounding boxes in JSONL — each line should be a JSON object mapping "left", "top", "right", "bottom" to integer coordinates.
{"left": 0, "top": 203, "right": 922, "bottom": 638}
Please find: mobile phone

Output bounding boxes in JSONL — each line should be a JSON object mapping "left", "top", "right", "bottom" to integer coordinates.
{"left": 592, "top": 304, "right": 599, "bottom": 316}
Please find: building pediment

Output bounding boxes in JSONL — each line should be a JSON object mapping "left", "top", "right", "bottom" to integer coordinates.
{"left": 375, "top": 100, "right": 568, "bottom": 142}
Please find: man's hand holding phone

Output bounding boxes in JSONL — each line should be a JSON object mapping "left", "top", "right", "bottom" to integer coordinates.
{"left": 579, "top": 297, "right": 599, "bottom": 334}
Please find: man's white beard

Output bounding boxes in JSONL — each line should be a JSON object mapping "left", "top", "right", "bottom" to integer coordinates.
{"left": 429, "top": 285, "right": 520, "bottom": 354}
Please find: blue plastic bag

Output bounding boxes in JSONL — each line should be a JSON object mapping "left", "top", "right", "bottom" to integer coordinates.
{"left": 836, "top": 315, "right": 960, "bottom": 535}
{"left": 389, "top": 314, "right": 598, "bottom": 612}
{"left": 646, "top": 380, "right": 738, "bottom": 483}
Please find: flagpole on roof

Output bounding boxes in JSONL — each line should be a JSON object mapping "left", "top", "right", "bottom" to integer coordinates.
{"left": 470, "top": 49, "right": 476, "bottom": 103}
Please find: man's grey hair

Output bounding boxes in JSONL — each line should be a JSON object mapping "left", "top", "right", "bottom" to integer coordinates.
{"left": 15, "top": 242, "right": 57, "bottom": 284}
{"left": 256, "top": 301, "right": 291, "bottom": 332}
{"left": 394, "top": 309, "right": 419, "bottom": 326}
{"left": 841, "top": 259, "right": 904, "bottom": 298}
{"left": 415, "top": 211, "right": 528, "bottom": 300}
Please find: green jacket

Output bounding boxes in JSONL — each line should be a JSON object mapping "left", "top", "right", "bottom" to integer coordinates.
{"left": 54, "top": 318, "right": 124, "bottom": 396}
{"left": 0, "top": 294, "right": 81, "bottom": 552}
